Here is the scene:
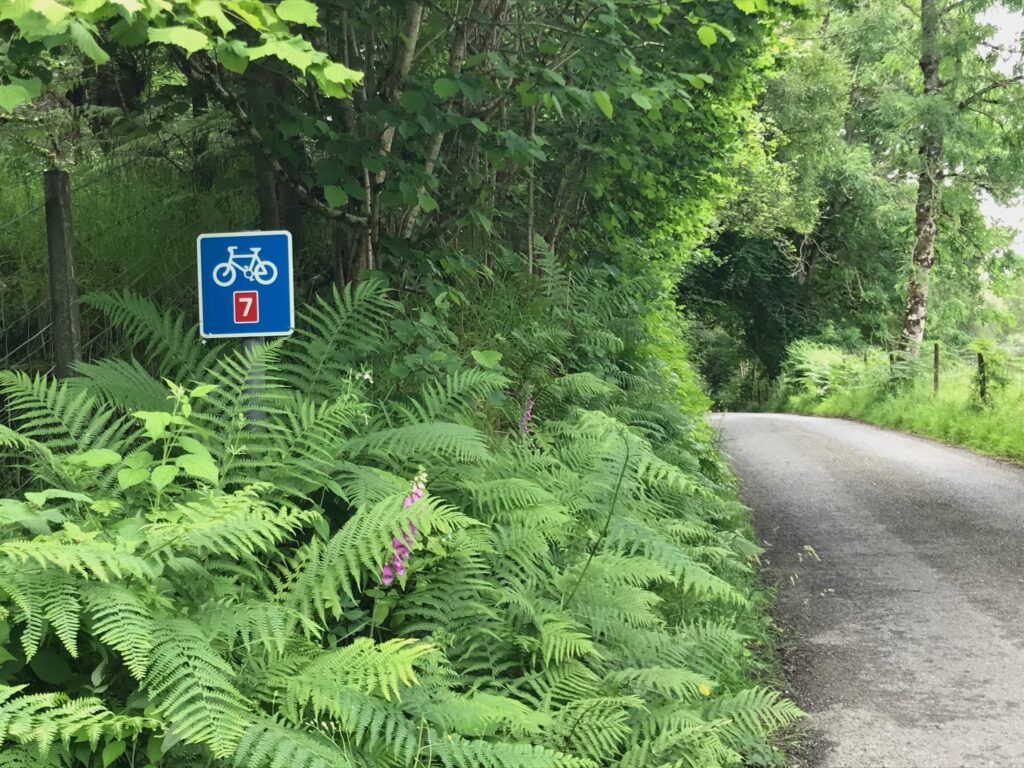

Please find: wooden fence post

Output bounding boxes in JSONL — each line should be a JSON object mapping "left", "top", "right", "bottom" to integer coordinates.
{"left": 933, "top": 342, "right": 939, "bottom": 394}
{"left": 977, "top": 352, "right": 987, "bottom": 403}
{"left": 43, "top": 169, "right": 81, "bottom": 378}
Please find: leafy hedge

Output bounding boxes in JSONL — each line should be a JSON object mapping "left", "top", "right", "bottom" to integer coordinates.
{"left": 0, "top": 262, "right": 799, "bottom": 767}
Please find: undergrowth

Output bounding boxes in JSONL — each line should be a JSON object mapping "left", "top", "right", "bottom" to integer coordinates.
{"left": 0, "top": 258, "right": 800, "bottom": 767}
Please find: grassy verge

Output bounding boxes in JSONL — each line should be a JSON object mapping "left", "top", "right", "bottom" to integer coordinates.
{"left": 779, "top": 340, "right": 1024, "bottom": 462}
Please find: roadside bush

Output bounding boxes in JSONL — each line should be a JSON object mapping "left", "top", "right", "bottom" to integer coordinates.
{"left": 0, "top": 265, "right": 799, "bottom": 767}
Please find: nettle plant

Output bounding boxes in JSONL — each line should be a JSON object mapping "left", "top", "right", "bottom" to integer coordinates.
{"left": 0, "top": 278, "right": 799, "bottom": 768}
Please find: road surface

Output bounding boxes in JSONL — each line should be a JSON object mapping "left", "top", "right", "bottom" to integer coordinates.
{"left": 714, "top": 413, "right": 1024, "bottom": 768}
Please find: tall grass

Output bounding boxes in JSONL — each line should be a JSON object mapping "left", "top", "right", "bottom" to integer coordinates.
{"left": 779, "top": 340, "right": 1024, "bottom": 461}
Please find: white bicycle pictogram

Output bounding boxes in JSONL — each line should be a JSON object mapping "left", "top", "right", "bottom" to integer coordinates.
{"left": 212, "top": 246, "right": 279, "bottom": 287}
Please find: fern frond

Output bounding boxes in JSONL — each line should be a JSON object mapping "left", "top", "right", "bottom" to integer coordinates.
{"left": 0, "top": 745, "right": 61, "bottom": 767}
{"left": 0, "top": 568, "right": 79, "bottom": 658}
{"left": 82, "top": 583, "right": 153, "bottom": 679}
{"left": 84, "top": 291, "right": 220, "bottom": 379}
{"left": 703, "top": 687, "right": 804, "bottom": 747}
{"left": 145, "top": 618, "right": 251, "bottom": 757}
{"left": 420, "top": 691, "right": 549, "bottom": 739}
{"left": 277, "top": 281, "right": 396, "bottom": 401}
{"left": 608, "top": 667, "right": 710, "bottom": 701}
{"left": 398, "top": 369, "right": 509, "bottom": 423}
{"left": 537, "top": 613, "right": 598, "bottom": 665}
{"left": 232, "top": 715, "right": 350, "bottom": 768}
{"left": 257, "top": 393, "right": 366, "bottom": 497}
{"left": 0, "top": 371, "right": 131, "bottom": 454}
{"left": 433, "top": 734, "right": 595, "bottom": 768}
{"left": 145, "top": 488, "right": 315, "bottom": 560}
{"left": 70, "top": 357, "right": 171, "bottom": 413}
{"left": 286, "top": 495, "right": 476, "bottom": 619}
{"left": 540, "top": 373, "right": 618, "bottom": 407}
{"left": 202, "top": 599, "right": 320, "bottom": 658}
{"left": 0, "top": 537, "right": 151, "bottom": 583}
{"left": 0, "top": 685, "right": 153, "bottom": 753}
{"left": 681, "top": 563, "right": 747, "bottom": 607}
{"left": 344, "top": 422, "right": 491, "bottom": 465}
{"left": 192, "top": 344, "right": 290, "bottom": 479}
{"left": 553, "top": 696, "right": 644, "bottom": 765}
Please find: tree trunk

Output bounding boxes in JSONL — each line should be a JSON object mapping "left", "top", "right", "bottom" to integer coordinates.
{"left": 900, "top": 0, "right": 942, "bottom": 353}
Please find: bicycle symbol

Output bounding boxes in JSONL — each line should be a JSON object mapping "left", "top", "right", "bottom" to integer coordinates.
{"left": 212, "top": 246, "right": 279, "bottom": 287}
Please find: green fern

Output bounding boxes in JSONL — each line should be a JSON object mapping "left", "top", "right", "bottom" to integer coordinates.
{"left": 82, "top": 583, "right": 153, "bottom": 678}
{"left": 277, "top": 281, "right": 396, "bottom": 401}
{"left": 144, "top": 618, "right": 250, "bottom": 757}
{"left": 84, "top": 291, "right": 220, "bottom": 379}
{"left": 0, "top": 370, "right": 131, "bottom": 455}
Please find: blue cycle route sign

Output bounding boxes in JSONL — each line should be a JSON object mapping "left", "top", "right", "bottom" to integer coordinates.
{"left": 197, "top": 230, "right": 294, "bottom": 339}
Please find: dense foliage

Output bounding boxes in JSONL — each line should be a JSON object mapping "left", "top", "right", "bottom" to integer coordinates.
{"left": 0, "top": 273, "right": 801, "bottom": 767}
{"left": 683, "top": 0, "right": 1024, "bottom": 404}
{"left": 0, "top": 0, "right": 805, "bottom": 766}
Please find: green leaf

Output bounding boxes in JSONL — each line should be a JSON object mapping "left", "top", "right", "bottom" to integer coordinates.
{"left": 216, "top": 39, "right": 249, "bottom": 73}
{"left": 630, "top": 92, "right": 653, "bottom": 110}
{"left": 135, "top": 411, "right": 173, "bottom": 441}
{"left": 102, "top": 741, "right": 126, "bottom": 768}
{"left": 593, "top": 90, "right": 613, "bottom": 119}
{"left": 118, "top": 468, "right": 150, "bottom": 491}
{"left": 110, "top": 15, "right": 149, "bottom": 46}
{"left": 150, "top": 465, "right": 179, "bottom": 492}
{"left": 434, "top": 77, "right": 460, "bottom": 99}
{"left": 189, "top": 384, "right": 218, "bottom": 399}
{"left": 146, "top": 736, "right": 163, "bottom": 764}
{"left": 471, "top": 350, "right": 503, "bottom": 369}
{"left": 148, "top": 25, "right": 211, "bottom": 55}
{"left": 322, "top": 62, "right": 362, "bottom": 85}
{"left": 175, "top": 454, "right": 219, "bottom": 484}
{"left": 276, "top": 0, "right": 319, "bottom": 25}
{"left": 69, "top": 21, "right": 110, "bottom": 64}
{"left": 177, "top": 436, "right": 213, "bottom": 461}
{"left": 733, "top": 0, "right": 757, "bottom": 12}
{"left": 30, "top": 649, "right": 72, "bottom": 684}
{"left": 0, "top": 499, "right": 61, "bottom": 535}
{"left": 697, "top": 25, "right": 717, "bottom": 47}
{"left": 401, "top": 90, "right": 427, "bottom": 113}
{"left": 123, "top": 451, "right": 154, "bottom": 470}
{"left": 325, "top": 185, "right": 349, "bottom": 208}
{"left": 25, "top": 490, "right": 93, "bottom": 507}
{"left": 66, "top": 449, "right": 122, "bottom": 468}
{"left": 0, "top": 77, "right": 42, "bottom": 112}
{"left": 248, "top": 38, "right": 316, "bottom": 72}
{"left": 417, "top": 192, "right": 439, "bottom": 213}
{"left": 195, "top": 0, "right": 234, "bottom": 33}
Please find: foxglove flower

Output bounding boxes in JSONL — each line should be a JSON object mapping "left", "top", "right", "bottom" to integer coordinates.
{"left": 380, "top": 469, "right": 429, "bottom": 587}
{"left": 520, "top": 394, "right": 535, "bottom": 434}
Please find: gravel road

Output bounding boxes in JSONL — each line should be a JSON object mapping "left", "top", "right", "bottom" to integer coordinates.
{"left": 713, "top": 413, "right": 1024, "bottom": 768}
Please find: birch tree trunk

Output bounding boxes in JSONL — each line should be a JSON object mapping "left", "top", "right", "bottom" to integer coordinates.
{"left": 900, "top": 0, "right": 942, "bottom": 353}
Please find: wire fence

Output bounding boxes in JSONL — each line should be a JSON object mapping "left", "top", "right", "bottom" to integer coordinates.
{"left": 736, "top": 342, "right": 1024, "bottom": 409}
{"left": 0, "top": 121, "right": 255, "bottom": 375}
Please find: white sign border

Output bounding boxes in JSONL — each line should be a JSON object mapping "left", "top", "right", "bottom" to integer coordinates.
{"left": 196, "top": 229, "right": 295, "bottom": 339}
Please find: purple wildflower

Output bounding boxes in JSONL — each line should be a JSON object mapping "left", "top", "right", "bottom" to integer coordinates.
{"left": 392, "top": 537, "right": 410, "bottom": 559}
{"left": 391, "top": 554, "right": 406, "bottom": 577}
{"left": 520, "top": 394, "right": 535, "bottom": 434}
{"left": 380, "top": 469, "right": 429, "bottom": 587}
